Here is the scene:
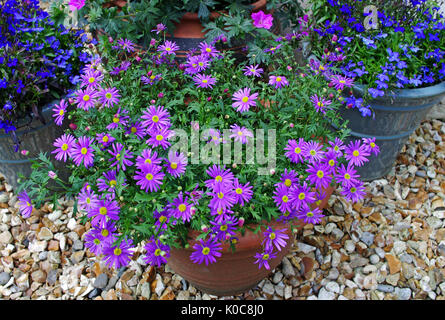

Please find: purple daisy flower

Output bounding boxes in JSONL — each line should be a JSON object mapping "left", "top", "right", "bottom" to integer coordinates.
{"left": 52, "top": 99, "right": 67, "bottom": 126}
{"left": 88, "top": 197, "right": 121, "bottom": 227}
{"left": 114, "top": 38, "right": 136, "bottom": 53}
{"left": 290, "top": 182, "right": 316, "bottom": 211}
{"left": 203, "top": 128, "right": 224, "bottom": 145}
{"left": 141, "top": 73, "right": 162, "bottom": 86}
{"left": 125, "top": 121, "right": 146, "bottom": 140}
{"left": 106, "top": 107, "right": 130, "bottom": 130}
{"left": 143, "top": 238, "right": 170, "bottom": 267}
{"left": 324, "top": 149, "right": 339, "bottom": 174}
{"left": 184, "top": 54, "right": 210, "bottom": 75}
{"left": 232, "top": 87, "right": 258, "bottom": 113}
{"left": 254, "top": 249, "right": 277, "bottom": 270}
{"left": 97, "top": 169, "right": 126, "bottom": 193}
{"left": 158, "top": 40, "right": 180, "bottom": 56}
{"left": 279, "top": 168, "right": 299, "bottom": 188}
{"left": 204, "top": 164, "right": 234, "bottom": 190}
{"left": 95, "top": 220, "right": 118, "bottom": 241}
{"left": 145, "top": 127, "right": 173, "bottom": 150}
{"left": 108, "top": 142, "right": 134, "bottom": 172}
{"left": 17, "top": 191, "right": 33, "bottom": 218}
{"left": 98, "top": 87, "right": 120, "bottom": 108}
{"left": 210, "top": 207, "right": 234, "bottom": 224}
{"left": 141, "top": 105, "right": 170, "bottom": 131}
{"left": 243, "top": 64, "right": 264, "bottom": 77}
{"left": 208, "top": 183, "right": 236, "bottom": 212}
{"left": 310, "top": 94, "right": 332, "bottom": 114}
{"left": 268, "top": 75, "right": 289, "bottom": 89}
{"left": 262, "top": 227, "right": 289, "bottom": 252}
{"left": 233, "top": 179, "right": 253, "bottom": 207}
{"left": 96, "top": 132, "right": 115, "bottom": 148}
{"left": 284, "top": 138, "right": 306, "bottom": 164}
{"left": 75, "top": 87, "right": 98, "bottom": 111}
{"left": 80, "top": 69, "right": 103, "bottom": 89}
{"left": 273, "top": 184, "right": 293, "bottom": 214}
{"left": 210, "top": 216, "right": 238, "bottom": 241}
{"left": 302, "top": 140, "right": 325, "bottom": 163}
{"left": 230, "top": 124, "right": 253, "bottom": 144}
{"left": 193, "top": 74, "right": 217, "bottom": 89}
{"left": 153, "top": 209, "right": 173, "bottom": 232}
{"left": 134, "top": 164, "right": 165, "bottom": 192}
{"left": 306, "top": 162, "right": 332, "bottom": 190}
{"left": 328, "top": 137, "right": 346, "bottom": 157}
{"left": 135, "top": 148, "right": 161, "bottom": 169}
{"left": 199, "top": 42, "right": 219, "bottom": 58}
{"left": 52, "top": 133, "right": 76, "bottom": 162}
{"left": 84, "top": 229, "right": 109, "bottom": 255}
{"left": 77, "top": 184, "right": 98, "bottom": 212}
{"left": 363, "top": 137, "right": 380, "bottom": 156}
{"left": 165, "top": 151, "right": 187, "bottom": 178}
{"left": 297, "top": 206, "right": 325, "bottom": 224}
{"left": 190, "top": 237, "right": 222, "bottom": 266}
{"left": 335, "top": 163, "right": 360, "bottom": 188}
{"left": 329, "top": 75, "right": 354, "bottom": 90}
{"left": 71, "top": 136, "right": 95, "bottom": 168}
{"left": 345, "top": 140, "right": 371, "bottom": 167}
{"left": 102, "top": 237, "right": 134, "bottom": 269}
{"left": 169, "top": 192, "right": 193, "bottom": 222}
{"left": 341, "top": 180, "right": 366, "bottom": 203}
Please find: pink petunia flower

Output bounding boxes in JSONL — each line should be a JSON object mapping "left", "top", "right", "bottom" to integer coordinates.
{"left": 251, "top": 10, "right": 274, "bottom": 29}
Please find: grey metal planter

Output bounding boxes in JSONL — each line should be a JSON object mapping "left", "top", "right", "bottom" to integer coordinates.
{"left": 337, "top": 81, "right": 445, "bottom": 181}
{"left": 0, "top": 100, "right": 68, "bottom": 190}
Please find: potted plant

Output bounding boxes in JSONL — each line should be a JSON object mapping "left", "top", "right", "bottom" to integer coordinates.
{"left": 307, "top": 0, "right": 445, "bottom": 181}
{"left": 0, "top": 0, "right": 93, "bottom": 189}
{"left": 16, "top": 12, "right": 378, "bottom": 296}
{"left": 49, "top": 0, "right": 304, "bottom": 60}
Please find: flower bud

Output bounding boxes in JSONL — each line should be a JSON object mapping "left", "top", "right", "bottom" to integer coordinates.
{"left": 69, "top": 123, "right": 77, "bottom": 130}
{"left": 158, "top": 92, "right": 164, "bottom": 98}
{"left": 108, "top": 36, "right": 114, "bottom": 43}
{"left": 207, "top": 96, "right": 212, "bottom": 102}
{"left": 201, "top": 225, "right": 209, "bottom": 232}
{"left": 177, "top": 186, "right": 182, "bottom": 191}
{"left": 150, "top": 99, "right": 156, "bottom": 104}
{"left": 332, "top": 34, "right": 338, "bottom": 43}
{"left": 48, "top": 171, "right": 57, "bottom": 179}
{"left": 238, "top": 217, "right": 245, "bottom": 227}
{"left": 135, "top": 56, "right": 141, "bottom": 62}
{"left": 147, "top": 70, "right": 153, "bottom": 77}
{"left": 270, "top": 168, "right": 275, "bottom": 175}
{"left": 150, "top": 38, "right": 156, "bottom": 46}
{"left": 232, "top": 163, "right": 237, "bottom": 169}
{"left": 21, "top": 149, "right": 29, "bottom": 156}
{"left": 289, "top": 123, "right": 294, "bottom": 128}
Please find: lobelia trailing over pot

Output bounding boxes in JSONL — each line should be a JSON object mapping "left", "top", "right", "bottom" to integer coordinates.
{"left": 0, "top": 0, "right": 93, "bottom": 188}
{"left": 16, "top": 11, "right": 379, "bottom": 291}
{"left": 307, "top": 0, "right": 445, "bottom": 180}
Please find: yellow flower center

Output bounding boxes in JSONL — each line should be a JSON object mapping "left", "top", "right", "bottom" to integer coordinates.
{"left": 310, "top": 150, "right": 316, "bottom": 156}
{"left": 86, "top": 197, "right": 91, "bottom": 204}
{"left": 109, "top": 180, "right": 117, "bottom": 187}
{"left": 220, "top": 224, "right": 228, "bottom": 231}
{"left": 115, "top": 153, "right": 120, "bottom": 160}
{"left": 353, "top": 150, "right": 359, "bottom": 157}
{"left": 307, "top": 211, "right": 314, "bottom": 217}
{"left": 328, "top": 159, "right": 335, "bottom": 166}
{"left": 61, "top": 143, "right": 68, "bottom": 151}
{"left": 215, "top": 175, "right": 223, "bottom": 182}
{"left": 202, "top": 79, "right": 208, "bottom": 84}
{"left": 113, "top": 116, "right": 120, "bottom": 123}
{"left": 178, "top": 204, "right": 187, "bottom": 212}
{"left": 317, "top": 170, "right": 324, "bottom": 178}
{"left": 206, "top": 48, "right": 211, "bottom": 52}
{"left": 165, "top": 47, "right": 171, "bottom": 51}
{"left": 150, "top": 75, "right": 156, "bottom": 80}
{"left": 113, "top": 248, "right": 122, "bottom": 256}
{"left": 237, "top": 131, "right": 243, "bottom": 136}
{"left": 131, "top": 127, "right": 137, "bottom": 133}
{"left": 146, "top": 173, "right": 154, "bottom": 181}
{"left": 284, "top": 179, "right": 292, "bottom": 187}
{"left": 94, "top": 239, "right": 101, "bottom": 245}
{"left": 345, "top": 173, "right": 351, "bottom": 180}
{"left": 339, "top": 80, "right": 346, "bottom": 84}
{"left": 282, "top": 195, "right": 289, "bottom": 203}
{"left": 154, "top": 249, "right": 161, "bottom": 256}
{"left": 145, "top": 158, "right": 152, "bottom": 164}
{"left": 350, "top": 187, "right": 357, "bottom": 193}
{"left": 152, "top": 115, "right": 159, "bottom": 123}
{"left": 242, "top": 96, "right": 249, "bottom": 103}
{"left": 235, "top": 188, "right": 243, "bottom": 194}
{"left": 81, "top": 147, "right": 88, "bottom": 155}
{"left": 59, "top": 109, "right": 64, "bottom": 116}
{"left": 202, "top": 247, "right": 210, "bottom": 255}
{"left": 217, "top": 192, "right": 224, "bottom": 199}
{"left": 294, "top": 147, "right": 301, "bottom": 154}
{"left": 101, "top": 229, "right": 109, "bottom": 237}
{"left": 156, "top": 134, "right": 163, "bottom": 141}
{"left": 83, "top": 95, "right": 90, "bottom": 102}
{"left": 88, "top": 77, "right": 95, "bottom": 83}
{"left": 170, "top": 162, "right": 178, "bottom": 169}
{"left": 370, "top": 142, "right": 376, "bottom": 148}
{"left": 269, "top": 233, "right": 276, "bottom": 240}
{"left": 298, "top": 193, "right": 306, "bottom": 200}
{"left": 99, "top": 207, "right": 107, "bottom": 215}
{"left": 276, "top": 77, "right": 282, "bottom": 82}
{"left": 262, "top": 254, "right": 270, "bottom": 260}
{"left": 105, "top": 93, "right": 112, "bottom": 99}
{"left": 159, "top": 216, "right": 167, "bottom": 223}
{"left": 102, "top": 136, "right": 109, "bottom": 142}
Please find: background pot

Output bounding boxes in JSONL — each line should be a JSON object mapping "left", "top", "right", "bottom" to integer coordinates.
{"left": 167, "top": 185, "right": 335, "bottom": 296}
{"left": 335, "top": 82, "right": 445, "bottom": 181}
{"left": 0, "top": 100, "right": 69, "bottom": 191}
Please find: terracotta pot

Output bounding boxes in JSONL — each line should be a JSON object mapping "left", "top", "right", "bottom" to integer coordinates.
{"left": 167, "top": 184, "right": 335, "bottom": 296}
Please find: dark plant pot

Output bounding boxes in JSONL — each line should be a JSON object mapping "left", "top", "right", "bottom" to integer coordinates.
{"left": 166, "top": 185, "right": 335, "bottom": 296}
{"left": 337, "top": 82, "right": 445, "bottom": 181}
{"left": 0, "top": 100, "right": 69, "bottom": 191}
